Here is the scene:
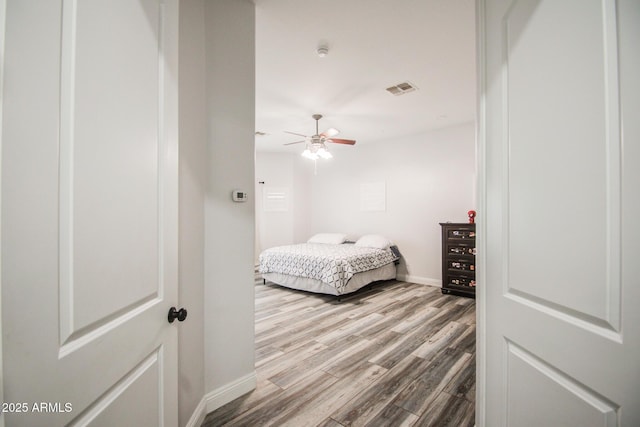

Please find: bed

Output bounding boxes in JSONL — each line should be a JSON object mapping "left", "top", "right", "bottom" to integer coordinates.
{"left": 258, "top": 233, "right": 399, "bottom": 296}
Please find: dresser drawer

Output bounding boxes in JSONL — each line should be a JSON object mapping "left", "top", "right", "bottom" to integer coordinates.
{"left": 448, "top": 275, "right": 476, "bottom": 288}
{"left": 447, "top": 242, "right": 476, "bottom": 256}
{"left": 447, "top": 229, "right": 476, "bottom": 240}
{"left": 448, "top": 259, "right": 475, "bottom": 272}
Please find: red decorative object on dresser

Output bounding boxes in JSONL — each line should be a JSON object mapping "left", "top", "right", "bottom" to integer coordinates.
{"left": 467, "top": 210, "right": 476, "bottom": 224}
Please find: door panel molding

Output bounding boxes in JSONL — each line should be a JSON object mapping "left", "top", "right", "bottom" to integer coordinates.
{"left": 58, "top": 0, "right": 167, "bottom": 346}
{"left": 67, "top": 348, "right": 163, "bottom": 426}
{"left": 58, "top": 296, "right": 159, "bottom": 358}
{"left": 500, "top": 0, "right": 621, "bottom": 332}
{"left": 505, "top": 340, "right": 619, "bottom": 427}
{"left": 504, "top": 291, "right": 622, "bottom": 342}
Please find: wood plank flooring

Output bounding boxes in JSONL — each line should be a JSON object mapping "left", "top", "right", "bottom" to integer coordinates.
{"left": 202, "top": 279, "right": 476, "bottom": 427}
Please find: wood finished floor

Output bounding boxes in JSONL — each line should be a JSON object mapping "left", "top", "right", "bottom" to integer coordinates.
{"left": 202, "top": 279, "right": 476, "bottom": 427}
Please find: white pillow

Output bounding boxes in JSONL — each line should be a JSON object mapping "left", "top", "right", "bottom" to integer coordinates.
{"left": 355, "top": 234, "right": 392, "bottom": 249}
{"left": 307, "top": 233, "right": 347, "bottom": 244}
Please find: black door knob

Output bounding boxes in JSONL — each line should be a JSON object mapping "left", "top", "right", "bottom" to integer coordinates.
{"left": 168, "top": 307, "right": 188, "bottom": 323}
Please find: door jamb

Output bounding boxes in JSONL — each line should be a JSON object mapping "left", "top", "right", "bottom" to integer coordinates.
{"left": 475, "top": 1, "right": 487, "bottom": 426}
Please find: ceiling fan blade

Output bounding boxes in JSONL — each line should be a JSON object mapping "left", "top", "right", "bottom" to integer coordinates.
{"left": 283, "top": 140, "right": 305, "bottom": 146}
{"left": 321, "top": 127, "right": 340, "bottom": 138}
{"left": 327, "top": 138, "right": 356, "bottom": 145}
{"left": 284, "top": 131, "right": 308, "bottom": 138}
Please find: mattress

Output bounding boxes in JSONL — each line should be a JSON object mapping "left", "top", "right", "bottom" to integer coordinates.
{"left": 258, "top": 242, "right": 397, "bottom": 295}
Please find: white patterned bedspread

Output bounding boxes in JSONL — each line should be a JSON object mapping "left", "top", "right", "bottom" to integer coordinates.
{"left": 258, "top": 243, "right": 396, "bottom": 293}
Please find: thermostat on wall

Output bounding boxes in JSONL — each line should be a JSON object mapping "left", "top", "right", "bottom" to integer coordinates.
{"left": 232, "top": 190, "right": 248, "bottom": 202}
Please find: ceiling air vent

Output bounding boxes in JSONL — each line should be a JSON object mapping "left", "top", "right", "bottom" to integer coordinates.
{"left": 385, "top": 81, "right": 418, "bottom": 96}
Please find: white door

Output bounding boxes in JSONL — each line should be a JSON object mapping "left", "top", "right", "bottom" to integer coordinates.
{"left": 1, "top": 1, "right": 179, "bottom": 426}
{"left": 479, "top": 0, "right": 640, "bottom": 426}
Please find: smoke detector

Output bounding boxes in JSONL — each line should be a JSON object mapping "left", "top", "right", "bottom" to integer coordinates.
{"left": 317, "top": 45, "right": 329, "bottom": 57}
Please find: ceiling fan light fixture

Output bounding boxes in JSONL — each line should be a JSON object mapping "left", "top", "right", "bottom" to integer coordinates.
{"left": 302, "top": 149, "right": 319, "bottom": 160}
{"left": 287, "top": 114, "right": 354, "bottom": 163}
{"left": 317, "top": 147, "right": 333, "bottom": 159}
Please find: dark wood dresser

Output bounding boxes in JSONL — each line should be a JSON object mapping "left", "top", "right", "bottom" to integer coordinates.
{"left": 439, "top": 222, "right": 476, "bottom": 298}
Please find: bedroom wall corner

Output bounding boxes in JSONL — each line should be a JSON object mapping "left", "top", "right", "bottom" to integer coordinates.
{"left": 309, "top": 123, "right": 476, "bottom": 286}
{"left": 178, "top": 0, "right": 206, "bottom": 426}
{"left": 202, "top": 0, "right": 256, "bottom": 415}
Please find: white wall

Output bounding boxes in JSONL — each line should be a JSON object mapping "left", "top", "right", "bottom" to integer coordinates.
{"left": 203, "top": 0, "right": 256, "bottom": 413}
{"left": 177, "top": 1, "right": 256, "bottom": 424}
{"left": 178, "top": 0, "right": 206, "bottom": 425}
{"left": 292, "top": 154, "right": 313, "bottom": 244}
{"left": 176, "top": 1, "right": 257, "bottom": 424}
{"left": 256, "top": 122, "right": 476, "bottom": 285}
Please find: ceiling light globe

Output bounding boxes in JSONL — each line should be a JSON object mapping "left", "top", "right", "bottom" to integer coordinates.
{"left": 302, "top": 149, "right": 319, "bottom": 160}
{"left": 317, "top": 148, "right": 332, "bottom": 159}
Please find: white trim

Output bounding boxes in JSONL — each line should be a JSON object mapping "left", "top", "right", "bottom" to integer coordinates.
{"left": 186, "top": 371, "right": 257, "bottom": 427}
{"left": 205, "top": 371, "right": 257, "bottom": 413}
{"left": 184, "top": 395, "right": 207, "bottom": 427}
{"left": 475, "top": 0, "right": 487, "bottom": 426}
{"left": 396, "top": 274, "right": 441, "bottom": 287}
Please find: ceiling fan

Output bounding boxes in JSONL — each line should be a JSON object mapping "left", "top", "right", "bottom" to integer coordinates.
{"left": 284, "top": 114, "right": 356, "bottom": 160}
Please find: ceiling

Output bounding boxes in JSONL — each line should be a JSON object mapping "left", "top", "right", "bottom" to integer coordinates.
{"left": 254, "top": 0, "right": 476, "bottom": 153}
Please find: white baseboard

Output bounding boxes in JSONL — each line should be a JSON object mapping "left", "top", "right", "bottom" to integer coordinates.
{"left": 185, "top": 395, "right": 208, "bottom": 427}
{"left": 185, "top": 371, "right": 257, "bottom": 427}
{"left": 396, "top": 274, "right": 441, "bottom": 287}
